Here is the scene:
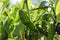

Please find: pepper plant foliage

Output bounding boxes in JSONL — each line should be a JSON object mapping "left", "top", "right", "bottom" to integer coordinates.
{"left": 0, "top": 0, "right": 60, "bottom": 40}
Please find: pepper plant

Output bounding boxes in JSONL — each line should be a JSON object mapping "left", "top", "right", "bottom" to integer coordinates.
{"left": 0, "top": 0, "right": 60, "bottom": 40}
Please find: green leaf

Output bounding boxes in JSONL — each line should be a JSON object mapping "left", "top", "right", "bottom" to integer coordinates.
{"left": 56, "top": 0, "right": 60, "bottom": 22}
{"left": 3, "top": 18, "right": 13, "bottom": 34}
{"left": 13, "top": 21, "right": 25, "bottom": 39}
{"left": 56, "top": 0, "right": 60, "bottom": 15}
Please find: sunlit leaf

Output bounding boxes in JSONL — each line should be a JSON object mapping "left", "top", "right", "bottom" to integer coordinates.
{"left": 56, "top": 0, "right": 60, "bottom": 22}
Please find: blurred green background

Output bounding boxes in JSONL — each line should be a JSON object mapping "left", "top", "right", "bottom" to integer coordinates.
{"left": 0, "top": 0, "right": 60, "bottom": 40}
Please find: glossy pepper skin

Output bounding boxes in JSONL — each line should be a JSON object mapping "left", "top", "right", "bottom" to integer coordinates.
{"left": 56, "top": 22, "right": 60, "bottom": 35}
{"left": 19, "top": 9, "right": 35, "bottom": 31}
{"left": 39, "top": 1, "right": 50, "bottom": 8}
